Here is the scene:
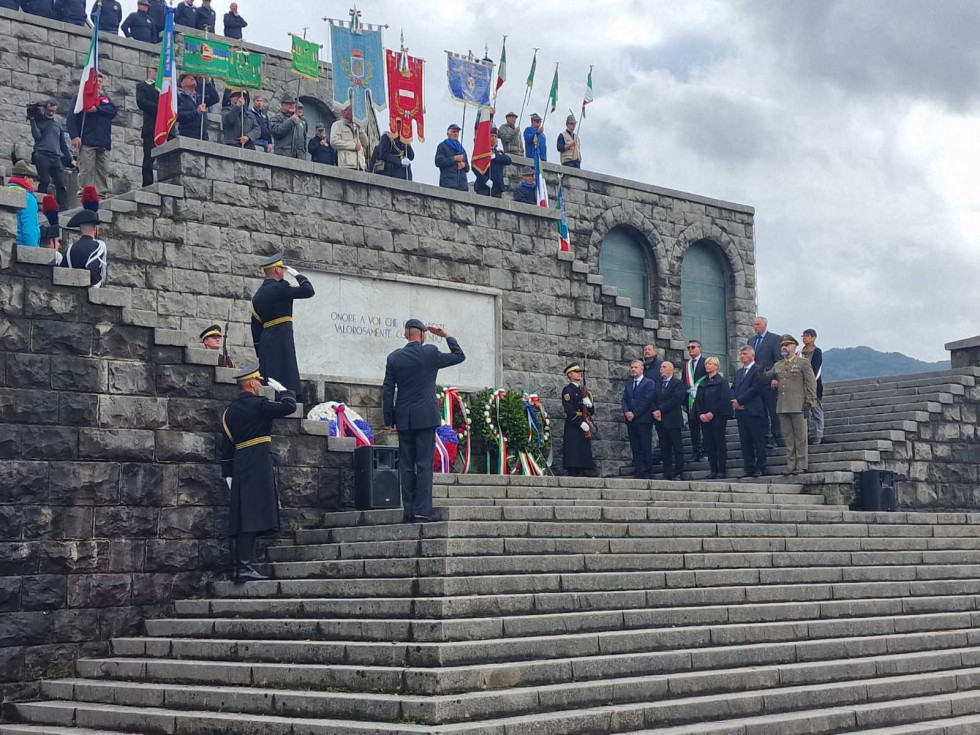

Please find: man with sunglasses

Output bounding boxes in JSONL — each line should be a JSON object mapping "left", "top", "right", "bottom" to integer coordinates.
{"left": 683, "top": 340, "right": 708, "bottom": 463}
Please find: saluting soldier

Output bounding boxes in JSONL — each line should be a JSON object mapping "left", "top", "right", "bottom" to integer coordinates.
{"left": 219, "top": 363, "right": 296, "bottom": 582}
{"left": 199, "top": 324, "right": 234, "bottom": 368}
{"left": 765, "top": 334, "right": 818, "bottom": 475}
{"left": 250, "top": 254, "right": 315, "bottom": 396}
{"left": 561, "top": 363, "right": 594, "bottom": 477}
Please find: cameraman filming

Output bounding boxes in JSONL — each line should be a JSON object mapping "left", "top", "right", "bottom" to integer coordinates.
{"left": 28, "top": 99, "right": 74, "bottom": 210}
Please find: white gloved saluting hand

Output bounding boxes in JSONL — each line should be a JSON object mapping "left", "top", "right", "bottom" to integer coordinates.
{"left": 285, "top": 266, "right": 300, "bottom": 278}
{"left": 225, "top": 478, "right": 232, "bottom": 490}
{"left": 265, "top": 377, "right": 287, "bottom": 393}
{"left": 580, "top": 421, "right": 590, "bottom": 432}
{"left": 401, "top": 158, "right": 411, "bottom": 168}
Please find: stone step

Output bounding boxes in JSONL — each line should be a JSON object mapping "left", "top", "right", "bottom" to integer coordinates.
{"left": 824, "top": 370, "right": 975, "bottom": 391}
{"left": 16, "top": 670, "right": 980, "bottom": 733}
{"left": 436, "top": 498, "right": 843, "bottom": 511}
{"left": 432, "top": 483, "right": 830, "bottom": 502}
{"left": 826, "top": 401, "right": 942, "bottom": 420}
{"left": 177, "top": 577, "right": 980, "bottom": 622}
{"left": 824, "top": 412, "right": 931, "bottom": 428}
{"left": 266, "top": 535, "right": 980, "bottom": 563}
{"left": 820, "top": 390, "right": 954, "bottom": 410}
{"left": 0, "top": 727, "right": 143, "bottom": 735}
{"left": 145, "top": 593, "right": 980, "bottom": 644}
{"left": 37, "top": 658, "right": 980, "bottom": 726}
{"left": 259, "top": 545, "right": 980, "bottom": 581}
{"left": 822, "top": 383, "right": 965, "bottom": 403}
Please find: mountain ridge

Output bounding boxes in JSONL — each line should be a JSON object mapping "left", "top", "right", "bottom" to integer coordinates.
{"left": 822, "top": 345, "right": 950, "bottom": 382}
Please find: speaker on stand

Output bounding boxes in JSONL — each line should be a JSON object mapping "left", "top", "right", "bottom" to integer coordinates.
{"left": 354, "top": 445, "right": 400, "bottom": 510}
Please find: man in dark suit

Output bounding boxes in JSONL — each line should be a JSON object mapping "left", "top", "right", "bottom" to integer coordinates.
{"left": 621, "top": 360, "right": 656, "bottom": 479}
{"left": 731, "top": 345, "right": 767, "bottom": 477}
{"left": 383, "top": 319, "right": 465, "bottom": 523}
{"left": 653, "top": 361, "right": 687, "bottom": 480}
{"left": 751, "top": 316, "right": 784, "bottom": 448}
{"left": 683, "top": 339, "right": 708, "bottom": 462}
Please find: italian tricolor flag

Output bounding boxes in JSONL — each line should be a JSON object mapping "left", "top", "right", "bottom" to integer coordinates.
{"left": 73, "top": 12, "right": 101, "bottom": 114}
{"left": 154, "top": 7, "right": 178, "bottom": 146}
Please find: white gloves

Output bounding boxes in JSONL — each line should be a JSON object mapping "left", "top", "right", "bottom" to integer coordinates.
{"left": 225, "top": 478, "right": 232, "bottom": 489}
{"left": 401, "top": 158, "right": 411, "bottom": 168}
{"left": 580, "top": 422, "right": 590, "bottom": 432}
{"left": 582, "top": 397, "right": 593, "bottom": 408}
{"left": 285, "top": 266, "right": 300, "bottom": 278}
{"left": 265, "top": 377, "right": 287, "bottom": 393}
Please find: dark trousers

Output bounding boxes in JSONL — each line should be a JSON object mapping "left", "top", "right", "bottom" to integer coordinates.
{"left": 762, "top": 386, "right": 781, "bottom": 441}
{"left": 703, "top": 418, "right": 729, "bottom": 475}
{"left": 737, "top": 413, "right": 768, "bottom": 474}
{"left": 398, "top": 426, "right": 435, "bottom": 519}
{"left": 235, "top": 532, "right": 256, "bottom": 565}
{"left": 687, "top": 406, "right": 703, "bottom": 457}
{"left": 626, "top": 421, "right": 653, "bottom": 479}
{"left": 656, "top": 424, "right": 684, "bottom": 479}
{"left": 142, "top": 137, "right": 155, "bottom": 187}
{"left": 34, "top": 153, "right": 68, "bottom": 209}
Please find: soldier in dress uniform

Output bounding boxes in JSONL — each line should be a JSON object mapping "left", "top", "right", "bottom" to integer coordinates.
{"left": 561, "top": 363, "right": 594, "bottom": 476}
{"left": 219, "top": 363, "right": 296, "bottom": 582}
{"left": 250, "top": 254, "right": 315, "bottom": 396}
{"left": 199, "top": 324, "right": 234, "bottom": 368}
{"left": 61, "top": 209, "right": 107, "bottom": 286}
{"left": 765, "top": 334, "right": 818, "bottom": 475}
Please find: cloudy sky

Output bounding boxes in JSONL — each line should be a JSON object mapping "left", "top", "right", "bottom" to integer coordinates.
{"left": 225, "top": 0, "right": 977, "bottom": 361}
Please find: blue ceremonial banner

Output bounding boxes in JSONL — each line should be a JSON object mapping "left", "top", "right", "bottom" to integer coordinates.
{"left": 446, "top": 52, "right": 493, "bottom": 107}
{"left": 329, "top": 20, "right": 386, "bottom": 121}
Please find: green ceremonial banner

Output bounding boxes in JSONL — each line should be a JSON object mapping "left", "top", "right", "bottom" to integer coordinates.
{"left": 291, "top": 34, "right": 320, "bottom": 80}
{"left": 226, "top": 49, "right": 263, "bottom": 90}
{"left": 182, "top": 35, "right": 231, "bottom": 77}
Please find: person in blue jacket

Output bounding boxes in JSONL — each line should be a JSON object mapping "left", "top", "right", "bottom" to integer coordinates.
{"left": 434, "top": 123, "right": 469, "bottom": 191}
{"left": 523, "top": 112, "right": 547, "bottom": 161}
{"left": 6, "top": 161, "right": 40, "bottom": 248}
{"left": 20, "top": 0, "right": 55, "bottom": 19}
{"left": 173, "top": 0, "right": 195, "bottom": 27}
{"left": 54, "top": 0, "right": 85, "bottom": 25}
{"left": 512, "top": 167, "right": 537, "bottom": 205}
{"left": 194, "top": 0, "right": 215, "bottom": 31}
{"left": 223, "top": 2, "right": 246, "bottom": 39}
{"left": 176, "top": 73, "right": 218, "bottom": 140}
{"left": 91, "top": 0, "right": 122, "bottom": 34}
{"left": 122, "top": 0, "right": 157, "bottom": 42}
{"left": 0, "top": 0, "right": 21, "bottom": 10}
{"left": 67, "top": 74, "right": 117, "bottom": 196}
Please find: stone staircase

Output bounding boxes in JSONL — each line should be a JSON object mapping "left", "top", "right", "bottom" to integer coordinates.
{"left": 10, "top": 475, "right": 980, "bottom": 733}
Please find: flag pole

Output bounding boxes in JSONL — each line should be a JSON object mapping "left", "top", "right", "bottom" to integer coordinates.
{"left": 199, "top": 28, "right": 209, "bottom": 139}
{"left": 491, "top": 34, "right": 506, "bottom": 110}
{"left": 517, "top": 47, "right": 538, "bottom": 131}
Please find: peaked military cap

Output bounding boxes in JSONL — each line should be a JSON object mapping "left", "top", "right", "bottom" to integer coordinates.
{"left": 260, "top": 253, "right": 284, "bottom": 270}
{"left": 780, "top": 333, "right": 799, "bottom": 346}
{"left": 65, "top": 209, "right": 100, "bottom": 229}
{"left": 234, "top": 363, "right": 262, "bottom": 382}
{"left": 404, "top": 318, "right": 427, "bottom": 331}
{"left": 200, "top": 324, "right": 222, "bottom": 340}
{"left": 564, "top": 363, "right": 586, "bottom": 375}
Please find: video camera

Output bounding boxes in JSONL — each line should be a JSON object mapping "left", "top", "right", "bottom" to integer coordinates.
{"left": 25, "top": 101, "right": 48, "bottom": 122}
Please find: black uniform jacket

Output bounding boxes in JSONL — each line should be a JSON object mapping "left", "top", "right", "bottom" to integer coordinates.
{"left": 382, "top": 338, "right": 466, "bottom": 430}
{"left": 220, "top": 390, "right": 296, "bottom": 536}
{"left": 250, "top": 275, "right": 315, "bottom": 396}
{"left": 561, "top": 382, "right": 594, "bottom": 469}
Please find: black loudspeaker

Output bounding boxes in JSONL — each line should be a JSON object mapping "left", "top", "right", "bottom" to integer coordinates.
{"left": 354, "top": 445, "right": 400, "bottom": 510}
{"left": 860, "top": 470, "right": 896, "bottom": 512}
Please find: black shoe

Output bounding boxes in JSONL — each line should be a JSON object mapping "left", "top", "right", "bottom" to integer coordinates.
{"left": 234, "top": 562, "right": 268, "bottom": 583}
{"left": 413, "top": 515, "right": 434, "bottom": 523}
{"left": 402, "top": 515, "right": 415, "bottom": 524}
{"left": 776, "top": 439, "right": 786, "bottom": 448}
{"left": 766, "top": 442, "right": 775, "bottom": 450}
{"left": 752, "top": 470, "right": 765, "bottom": 477}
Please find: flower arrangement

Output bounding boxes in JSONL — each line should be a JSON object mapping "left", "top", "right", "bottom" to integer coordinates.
{"left": 433, "top": 424, "right": 459, "bottom": 472}
{"left": 307, "top": 401, "right": 375, "bottom": 447}
{"left": 436, "top": 386, "right": 472, "bottom": 472}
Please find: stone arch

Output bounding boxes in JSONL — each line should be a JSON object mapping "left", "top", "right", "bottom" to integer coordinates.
{"left": 672, "top": 222, "right": 748, "bottom": 365}
{"left": 297, "top": 95, "right": 337, "bottom": 135}
{"left": 588, "top": 204, "right": 669, "bottom": 313}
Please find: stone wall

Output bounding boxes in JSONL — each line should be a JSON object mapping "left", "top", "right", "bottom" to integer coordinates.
{"left": 0, "top": 7, "right": 337, "bottom": 194}
{"left": 0, "top": 221, "right": 352, "bottom": 701}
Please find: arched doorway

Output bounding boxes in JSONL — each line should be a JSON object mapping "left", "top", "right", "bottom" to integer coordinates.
{"left": 681, "top": 239, "right": 728, "bottom": 361}
{"left": 298, "top": 96, "right": 336, "bottom": 138}
{"left": 599, "top": 227, "right": 650, "bottom": 311}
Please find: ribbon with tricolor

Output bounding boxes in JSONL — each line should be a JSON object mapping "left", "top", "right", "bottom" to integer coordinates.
{"left": 441, "top": 387, "right": 470, "bottom": 473}
{"left": 434, "top": 431, "right": 451, "bottom": 473}
{"left": 492, "top": 388, "right": 509, "bottom": 475}
{"left": 516, "top": 394, "right": 547, "bottom": 476}
{"left": 334, "top": 404, "right": 372, "bottom": 447}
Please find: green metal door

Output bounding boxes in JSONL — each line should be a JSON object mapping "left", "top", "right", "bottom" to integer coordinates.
{"left": 599, "top": 228, "right": 648, "bottom": 310}
{"left": 681, "top": 241, "right": 728, "bottom": 361}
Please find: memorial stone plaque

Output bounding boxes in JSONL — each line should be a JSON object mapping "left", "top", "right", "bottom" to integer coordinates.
{"left": 292, "top": 271, "right": 500, "bottom": 388}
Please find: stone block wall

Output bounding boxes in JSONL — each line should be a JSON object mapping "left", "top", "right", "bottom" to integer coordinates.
{"left": 0, "top": 8, "right": 337, "bottom": 194}
{"left": 0, "top": 244, "right": 352, "bottom": 702}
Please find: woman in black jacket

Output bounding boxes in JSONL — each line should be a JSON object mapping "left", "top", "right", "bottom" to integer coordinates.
{"left": 693, "top": 356, "right": 735, "bottom": 478}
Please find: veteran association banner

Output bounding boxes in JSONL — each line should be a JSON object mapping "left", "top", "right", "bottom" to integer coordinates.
{"left": 182, "top": 35, "right": 231, "bottom": 77}
{"left": 291, "top": 34, "right": 321, "bottom": 81}
{"left": 446, "top": 52, "right": 493, "bottom": 108}
{"left": 386, "top": 48, "right": 425, "bottom": 142}
{"left": 329, "top": 17, "right": 386, "bottom": 120}
{"left": 226, "top": 48, "right": 263, "bottom": 90}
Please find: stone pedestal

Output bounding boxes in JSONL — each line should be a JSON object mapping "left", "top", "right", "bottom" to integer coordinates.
{"left": 945, "top": 335, "right": 980, "bottom": 369}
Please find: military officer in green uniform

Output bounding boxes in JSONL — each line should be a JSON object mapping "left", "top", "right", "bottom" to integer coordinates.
{"left": 250, "top": 253, "right": 315, "bottom": 396}
{"left": 765, "top": 334, "right": 818, "bottom": 475}
{"left": 219, "top": 363, "right": 297, "bottom": 582}
{"left": 561, "top": 363, "right": 595, "bottom": 476}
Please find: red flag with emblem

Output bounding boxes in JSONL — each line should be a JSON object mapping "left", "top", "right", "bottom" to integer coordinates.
{"left": 386, "top": 48, "right": 425, "bottom": 142}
